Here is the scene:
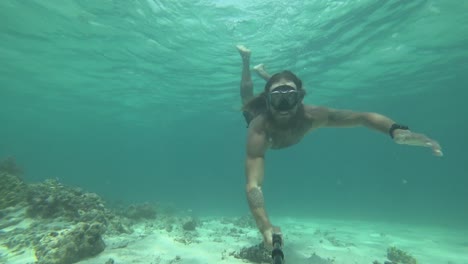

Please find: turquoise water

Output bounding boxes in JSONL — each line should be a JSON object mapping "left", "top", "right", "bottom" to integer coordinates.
{"left": 1, "top": 0, "right": 467, "bottom": 226}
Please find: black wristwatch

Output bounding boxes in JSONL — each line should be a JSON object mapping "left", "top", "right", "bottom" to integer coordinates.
{"left": 389, "top": 123, "right": 409, "bottom": 138}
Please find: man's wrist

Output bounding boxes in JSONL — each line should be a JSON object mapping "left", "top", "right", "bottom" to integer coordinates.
{"left": 260, "top": 223, "right": 273, "bottom": 233}
{"left": 389, "top": 123, "right": 409, "bottom": 138}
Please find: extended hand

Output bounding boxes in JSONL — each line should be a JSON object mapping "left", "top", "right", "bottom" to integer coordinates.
{"left": 262, "top": 228, "right": 273, "bottom": 250}
{"left": 262, "top": 226, "right": 282, "bottom": 250}
{"left": 393, "top": 130, "right": 443, "bottom": 156}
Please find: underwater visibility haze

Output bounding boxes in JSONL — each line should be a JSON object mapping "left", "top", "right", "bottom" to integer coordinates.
{"left": 1, "top": 0, "right": 468, "bottom": 227}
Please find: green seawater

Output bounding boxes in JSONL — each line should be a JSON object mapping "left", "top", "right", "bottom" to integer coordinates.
{"left": 1, "top": 0, "right": 467, "bottom": 227}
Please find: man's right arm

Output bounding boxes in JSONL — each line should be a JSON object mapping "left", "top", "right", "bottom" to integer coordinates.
{"left": 245, "top": 120, "right": 274, "bottom": 246}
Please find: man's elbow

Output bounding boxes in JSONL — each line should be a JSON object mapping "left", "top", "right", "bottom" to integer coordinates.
{"left": 361, "top": 112, "right": 382, "bottom": 126}
{"left": 363, "top": 112, "right": 391, "bottom": 125}
{"left": 360, "top": 112, "right": 394, "bottom": 133}
{"left": 245, "top": 182, "right": 259, "bottom": 193}
{"left": 245, "top": 174, "right": 262, "bottom": 193}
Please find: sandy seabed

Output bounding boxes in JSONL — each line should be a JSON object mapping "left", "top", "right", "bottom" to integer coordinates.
{"left": 2, "top": 213, "right": 467, "bottom": 264}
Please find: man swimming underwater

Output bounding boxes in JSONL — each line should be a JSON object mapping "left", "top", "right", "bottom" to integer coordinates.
{"left": 236, "top": 45, "right": 443, "bottom": 248}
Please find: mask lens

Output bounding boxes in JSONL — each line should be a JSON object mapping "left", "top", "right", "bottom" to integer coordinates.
{"left": 268, "top": 85, "right": 300, "bottom": 111}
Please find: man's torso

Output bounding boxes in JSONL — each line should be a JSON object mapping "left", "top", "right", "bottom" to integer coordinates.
{"left": 251, "top": 105, "right": 327, "bottom": 149}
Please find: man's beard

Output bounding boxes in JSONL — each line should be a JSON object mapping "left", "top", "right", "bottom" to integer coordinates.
{"left": 266, "top": 104, "right": 304, "bottom": 129}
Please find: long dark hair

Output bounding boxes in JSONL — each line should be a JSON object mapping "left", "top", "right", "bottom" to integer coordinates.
{"left": 242, "top": 70, "right": 305, "bottom": 115}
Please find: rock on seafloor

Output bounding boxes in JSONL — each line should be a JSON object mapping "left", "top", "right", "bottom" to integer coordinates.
{"left": 34, "top": 222, "right": 106, "bottom": 264}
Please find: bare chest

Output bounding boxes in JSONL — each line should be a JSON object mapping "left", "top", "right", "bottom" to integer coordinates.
{"left": 267, "top": 127, "right": 309, "bottom": 149}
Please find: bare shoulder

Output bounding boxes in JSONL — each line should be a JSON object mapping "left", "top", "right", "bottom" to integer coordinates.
{"left": 249, "top": 114, "right": 267, "bottom": 133}
{"left": 303, "top": 104, "right": 330, "bottom": 116}
{"left": 303, "top": 104, "right": 330, "bottom": 127}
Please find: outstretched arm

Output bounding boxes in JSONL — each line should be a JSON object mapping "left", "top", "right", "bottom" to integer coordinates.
{"left": 319, "top": 108, "right": 443, "bottom": 156}
{"left": 245, "top": 120, "right": 276, "bottom": 247}
{"left": 325, "top": 108, "right": 394, "bottom": 132}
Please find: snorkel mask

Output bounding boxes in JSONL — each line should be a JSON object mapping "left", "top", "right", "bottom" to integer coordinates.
{"left": 267, "top": 85, "right": 304, "bottom": 111}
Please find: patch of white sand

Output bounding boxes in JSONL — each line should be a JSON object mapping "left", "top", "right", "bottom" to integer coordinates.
{"left": 2, "top": 216, "right": 467, "bottom": 264}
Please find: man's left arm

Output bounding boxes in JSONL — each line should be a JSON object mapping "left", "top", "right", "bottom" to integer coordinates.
{"left": 321, "top": 108, "right": 443, "bottom": 156}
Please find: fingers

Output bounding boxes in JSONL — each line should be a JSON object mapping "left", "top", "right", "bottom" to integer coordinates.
{"left": 426, "top": 140, "right": 443, "bottom": 157}
{"left": 396, "top": 132, "right": 443, "bottom": 156}
{"left": 432, "top": 145, "right": 443, "bottom": 157}
{"left": 433, "top": 149, "right": 443, "bottom": 157}
{"left": 262, "top": 229, "right": 274, "bottom": 250}
{"left": 263, "top": 238, "right": 273, "bottom": 250}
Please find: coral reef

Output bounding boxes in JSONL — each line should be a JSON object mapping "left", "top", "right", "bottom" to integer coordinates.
{"left": 0, "top": 170, "right": 28, "bottom": 210}
{"left": 121, "top": 202, "right": 157, "bottom": 220}
{"left": 26, "top": 179, "right": 110, "bottom": 222}
{"left": 0, "top": 157, "right": 268, "bottom": 264}
{"left": 232, "top": 243, "right": 335, "bottom": 264}
{"left": 182, "top": 216, "right": 198, "bottom": 231}
{"left": 373, "top": 246, "right": 418, "bottom": 264}
{"left": 35, "top": 222, "right": 106, "bottom": 264}
{"left": 386, "top": 246, "right": 417, "bottom": 264}
{"left": 233, "top": 242, "right": 271, "bottom": 263}
{"left": 0, "top": 207, "right": 41, "bottom": 252}
{"left": 0, "top": 162, "right": 132, "bottom": 264}
{"left": 0, "top": 156, "right": 25, "bottom": 218}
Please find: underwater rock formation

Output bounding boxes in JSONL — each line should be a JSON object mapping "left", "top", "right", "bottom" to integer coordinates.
{"left": 182, "top": 216, "right": 198, "bottom": 231}
{"left": 0, "top": 171, "right": 28, "bottom": 210}
{"left": 0, "top": 157, "right": 214, "bottom": 263}
{"left": 26, "top": 179, "right": 109, "bottom": 221}
{"left": 233, "top": 242, "right": 271, "bottom": 263}
{"left": 0, "top": 169, "right": 133, "bottom": 263}
{"left": 24, "top": 178, "right": 138, "bottom": 235}
{"left": 122, "top": 202, "right": 157, "bottom": 220}
{"left": 35, "top": 221, "right": 106, "bottom": 264}
{"left": 386, "top": 246, "right": 417, "bottom": 264}
{"left": 373, "top": 246, "right": 418, "bottom": 264}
